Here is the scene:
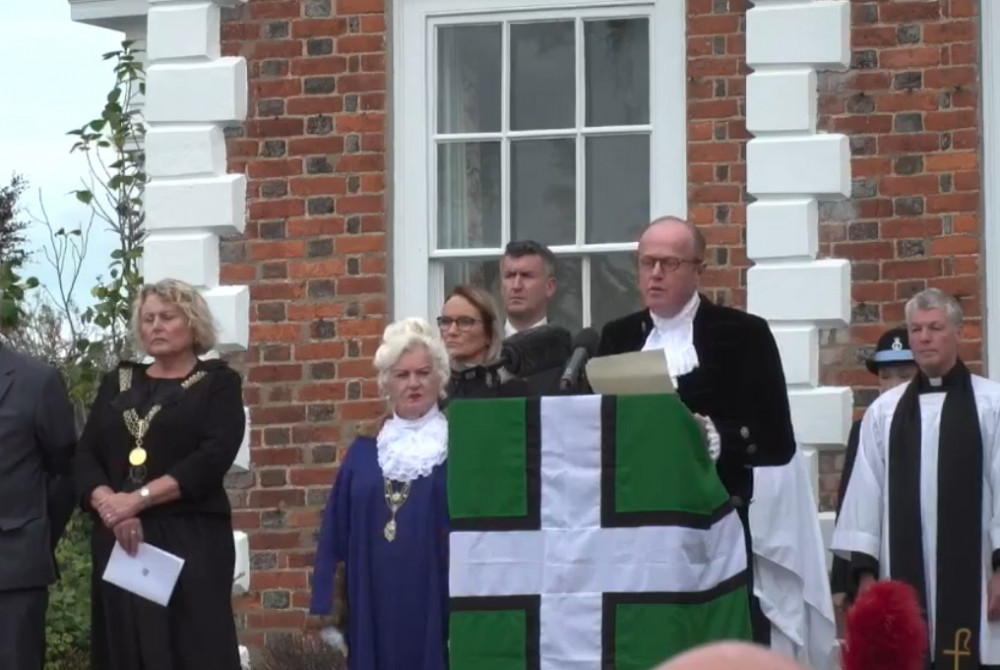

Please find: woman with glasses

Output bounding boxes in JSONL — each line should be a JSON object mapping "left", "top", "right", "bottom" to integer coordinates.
{"left": 74, "top": 279, "right": 246, "bottom": 670}
{"left": 437, "top": 284, "right": 529, "bottom": 400}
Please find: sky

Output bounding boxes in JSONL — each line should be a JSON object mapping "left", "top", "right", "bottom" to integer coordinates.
{"left": 0, "top": 0, "right": 124, "bottom": 307}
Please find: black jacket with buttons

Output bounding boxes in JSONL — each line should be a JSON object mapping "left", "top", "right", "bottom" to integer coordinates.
{"left": 596, "top": 296, "right": 797, "bottom": 511}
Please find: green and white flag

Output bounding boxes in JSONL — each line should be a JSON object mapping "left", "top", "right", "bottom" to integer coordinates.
{"left": 448, "top": 394, "right": 751, "bottom": 670}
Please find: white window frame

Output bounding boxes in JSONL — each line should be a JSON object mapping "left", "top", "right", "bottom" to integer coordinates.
{"left": 391, "top": 0, "right": 687, "bottom": 322}
{"left": 984, "top": 0, "right": 1000, "bottom": 381}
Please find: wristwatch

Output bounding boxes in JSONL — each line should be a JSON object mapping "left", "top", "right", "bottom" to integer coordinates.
{"left": 139, "top": 486, "right": 151, "bottom": 507}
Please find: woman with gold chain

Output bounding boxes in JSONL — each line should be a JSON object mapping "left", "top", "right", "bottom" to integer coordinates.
{"left": 309, "top": 317, "right": 450, "bottom": 670}
{"left": 74, "top": 278, "right": 246, "bottom": 670}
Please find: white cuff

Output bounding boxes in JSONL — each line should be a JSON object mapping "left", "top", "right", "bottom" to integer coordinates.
{"left": 700, "top": 415, "right": 721, "bottom": 462}
{"left": 320, "top": 626, "right": 347, "bottom": 655}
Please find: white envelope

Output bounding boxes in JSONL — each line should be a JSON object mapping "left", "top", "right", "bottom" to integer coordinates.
{"left": 102, "top": 541, "right": 185, "bottom": 607}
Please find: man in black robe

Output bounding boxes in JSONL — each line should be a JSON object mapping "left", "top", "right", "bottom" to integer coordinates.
{"left": 829, "top": 326, "right": 916, "bottom": 614}
{"left": 832, "top": 288, "right": 1000, "bottom": 668}
{"left": 597, "top": 216, "right": 797, "bottom": 644}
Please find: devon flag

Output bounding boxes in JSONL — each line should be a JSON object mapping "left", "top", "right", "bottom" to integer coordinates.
{"left": 447, "top": 394, "right": 751, "bottom": 670}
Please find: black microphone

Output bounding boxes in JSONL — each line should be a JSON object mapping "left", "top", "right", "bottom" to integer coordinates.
{"left": 559, "top": 328, "right": 600, "bottom": 391}
{"left": 499, "top": 325, "right": 572, "bottom": 378}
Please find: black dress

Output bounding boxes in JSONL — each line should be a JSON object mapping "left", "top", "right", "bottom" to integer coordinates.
{"left": 74, "top": 359, "right": 246, "bottom": 670}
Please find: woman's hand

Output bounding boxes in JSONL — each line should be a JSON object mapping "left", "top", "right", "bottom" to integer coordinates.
{"left": 96, "top": 492, "right": 142, "bottom": 529}
{"left": 113, "top": 518, "right": 144, "bottom": 556}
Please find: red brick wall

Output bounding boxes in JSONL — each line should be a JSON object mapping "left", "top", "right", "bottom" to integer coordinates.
{"left": 219, "top": 0, "right": 986, "bottom": 647}
{"left": 220, "top": 0, "right": 389, "bottom": 647}
{"left": 814, "top": 0, "right": 983, "bottom": 508}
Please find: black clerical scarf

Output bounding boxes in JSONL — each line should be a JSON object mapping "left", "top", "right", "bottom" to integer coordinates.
{"left": 888, "top": 360, "right": 983, "bottom": 669}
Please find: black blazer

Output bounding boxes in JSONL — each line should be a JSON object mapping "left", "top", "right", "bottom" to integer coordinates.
{"left": 597, "top": 296, "right": 797, "bottom": 507}
{"left": 0, "top": 347, "right": 77, "bottom": 592}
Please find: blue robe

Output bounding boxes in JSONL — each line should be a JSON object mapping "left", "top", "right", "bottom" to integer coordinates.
{"left": 310, "top": 436, "right": 449, "bottom": 670}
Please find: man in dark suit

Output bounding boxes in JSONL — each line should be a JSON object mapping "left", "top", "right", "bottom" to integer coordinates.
{"left": 597, "top": 216, "right": 797, "bottom": 644}
{"left": 0, "top": 345, "right": 77, "bottom": 669}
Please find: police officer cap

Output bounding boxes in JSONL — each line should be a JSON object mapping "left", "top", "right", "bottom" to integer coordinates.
{"left": 866, "top": 326, "right": 914, "bottom": 375}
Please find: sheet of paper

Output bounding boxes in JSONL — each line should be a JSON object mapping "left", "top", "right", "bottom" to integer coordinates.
{"left": 102, "top": 541, "right": 185, "bottom": 607}
{"left": 585, "top": 350, "right": 676, "bottom": 396}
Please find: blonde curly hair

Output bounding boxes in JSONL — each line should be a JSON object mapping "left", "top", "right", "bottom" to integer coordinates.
{"left": 131, "top": 278, "right": 218, "bottom": 356}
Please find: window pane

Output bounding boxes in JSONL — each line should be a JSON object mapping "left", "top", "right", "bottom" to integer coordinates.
{"left": 438, "top": 25, "right": 502, "bottom": 134}
{"left": 585, "top": 18, "right": 650, "bottom": 126}
{"left": 438, "top": 257, "right": 583, "bottom": 334}
{"left": 511, "top": 139, "right": 575, "bottom": 246}
{"left": 590, "top": 253, "right": 642, "bottom": 331}
{"left": 437, "top": 142, "right": 502, "bottom": 249}
{"left": 585, "top": 134, "right": 649, "bottom": 244}
{"left": 510, "top": 21, "right": 575, "bottom": 130}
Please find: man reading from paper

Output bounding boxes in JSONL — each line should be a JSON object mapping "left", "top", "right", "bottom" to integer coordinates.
{"left": 832, "top": 288, "right": 1000, "bottom": 668}
{"left": 597, "top": 216, "right": 797, "bottom": 644}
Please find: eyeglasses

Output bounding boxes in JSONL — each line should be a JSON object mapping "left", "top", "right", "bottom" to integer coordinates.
{"left": 437, "top": 316, "right": 482, "bottom": 331}
{"left": 638, "top": 255, "right": 702, "bottom": 272}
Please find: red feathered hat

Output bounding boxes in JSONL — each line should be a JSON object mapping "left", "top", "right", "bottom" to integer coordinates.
{"left": 842, "top": 580, "right": 928, "bottom": 670}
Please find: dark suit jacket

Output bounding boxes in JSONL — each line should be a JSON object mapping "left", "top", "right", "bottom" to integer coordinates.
{"left": 597, "top": 296, "right": 797, "bottom": 509}
{"left": 0, "top": 347, "right": 77, "bottom": 592}
{"left": 830, "top": 418, "right": 862, "bottom": 597}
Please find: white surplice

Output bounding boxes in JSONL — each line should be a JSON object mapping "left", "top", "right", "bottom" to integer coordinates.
{"left": 751, "top": 449, "right": 837, "bottom": 670}
{"left": 830, "top": 374, "right": 1000, "bottom": 663}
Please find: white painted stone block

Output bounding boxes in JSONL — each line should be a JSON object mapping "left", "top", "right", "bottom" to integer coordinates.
{"left": 232, "top": 530, "right": 250, "bottom": 595}
{"left": 239, "top": 646, "right": 251, "bottom": 670}
{"left": 145, "top": 58, "right": 248, "bottom": 123}
{"left": 747, "top": 259, "right": 851, "bottom": 325}
{"left": 746, "top": 69, "right": 817, "bottom": 133}
{"left": 203, "top": 284, "right": 250, "bottom": 352}
{"left": 771, "top": 325, "right": 818, "bottom": 387}
{"left": 747, "top": 134, "right": 851, "bottom": 198}
{"left": 143, "top": 232, "right": 220, "bottom": 287}
{"left": 146, "top": 125, "right": 227, "bottom": 178}
{"left": 747, "top": 1, "right": 851, "bottom": 70}
{"left": 819, "top": 511, "right": 836, "bottom": 570}
{"left": 788, "top": 386, "right": 853, "bottom": 445}
{"left": 148, "top": 3, "right": 220, "bottom": 61}
{"left": 146, "top": 174, "right": 247, "bottom": 235}
{"left": 746, "top": 198, "right": 818, "bottom": 261}
{"left": 229, "top": 408, "right": 251, "bottom": 473}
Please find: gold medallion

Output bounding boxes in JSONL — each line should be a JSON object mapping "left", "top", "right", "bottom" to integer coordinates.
{"left": 129, "top": 447, "right": 147, "bottom": 467}
{"left": 384, "top": 519, "right": 397, "bottom": 542}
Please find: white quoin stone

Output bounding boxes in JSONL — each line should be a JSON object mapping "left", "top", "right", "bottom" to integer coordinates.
{"left": 746, "top": 1, "right": 851, "bottom": 71}
{"left": 788, "top": 386, "right": 854, "bottom": 446}
{"left": 229, "top": 409, "right": 251, "bottom": 473}
{"left": 146, "top": 125, "right": 227, "bottom": 178}
{"left": 147, "top": 2, "right": 221, "bottom": 61}
{"left": 143, "top": 232, "right": 220, "bottom": 287}
{"left": 746, "top": 198, "right": 818, "bottom": 261}
{"left": 145, "top": 59, "right": 249, "bottom": 123}
{"left": 818, "top": 511, "right": 836, "bottom": 571}
{"left": 232, "top": 530, "right": 250, "bottom": 595}
{"left": 771, "top": 325, "right": 819, "bottom": 387}
{"left": 746, "top": 69, "right": 817, "bottom": 134}
{"left": 800, "top": 446, "right": 819, "bottom": 503}
{"left": 747, "top": 135, "right": 851, "bottom": 198}
{"left": 203, "top": 285, "right": 251, "bottom": 352}
{"left": 145, "top": 174, "right": 248, "bottom": 235}
{"left": 747, "top": 259, "right": 851, "bottom": 325}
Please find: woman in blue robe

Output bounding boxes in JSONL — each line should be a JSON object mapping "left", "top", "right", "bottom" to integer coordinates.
{"left": 310, "top": 317, "right": 451, "bottom": 670}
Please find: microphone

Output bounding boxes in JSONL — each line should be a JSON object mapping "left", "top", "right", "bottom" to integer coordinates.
{"left": 559, "top": 328, "right": 601, "bottom": 392}
{"left": 499, "top": 325, "right": 572, "bottom": 378}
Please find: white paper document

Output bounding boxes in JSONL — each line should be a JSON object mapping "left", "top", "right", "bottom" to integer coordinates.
{"left": 585, "top": 350, "right": 676, "bottom": 396}
{"left": 102, "top": 541, "right": 185, "bottom": 606}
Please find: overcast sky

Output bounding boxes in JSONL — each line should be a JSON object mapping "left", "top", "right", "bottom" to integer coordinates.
{"left": 0, "top": 0, "right": 124, "bottom": 305}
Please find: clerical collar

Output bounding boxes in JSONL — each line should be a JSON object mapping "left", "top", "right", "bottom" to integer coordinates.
{"left": 915, "top": 361, "right": 967, "bottom": 393}
{"left": 377, "top": 405, "right": 448, "bottom": 483}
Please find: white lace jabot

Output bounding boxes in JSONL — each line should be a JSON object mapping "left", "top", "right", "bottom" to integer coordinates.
{"left": 641, "top": 292, "right": 701, "bottom": 382}
{"left": 376, "top": 405, "right": 448, "bottom": 483}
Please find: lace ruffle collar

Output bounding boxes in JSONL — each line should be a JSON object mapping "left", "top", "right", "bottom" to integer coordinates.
{"left": 642, "top": 293, "right": 701, "bottom": 380}
{"left": 376, "top": 405, "right": 448, "bottom": 483}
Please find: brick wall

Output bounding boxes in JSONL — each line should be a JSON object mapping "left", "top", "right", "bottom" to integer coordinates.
{"left": 218, "top": 0, "right": 987, "bottom": 647}
{"left": 814, "top": 0, "right": 983, "bottom": 509}
{"left": 220, "top": 0, "right": 389, "bottom": 647}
